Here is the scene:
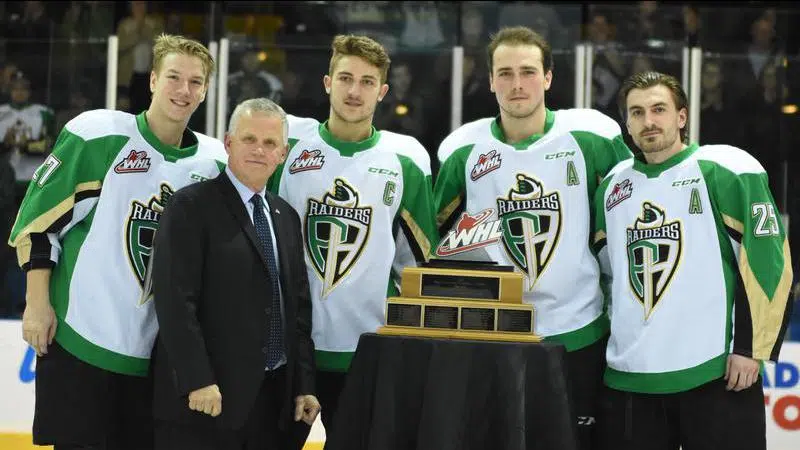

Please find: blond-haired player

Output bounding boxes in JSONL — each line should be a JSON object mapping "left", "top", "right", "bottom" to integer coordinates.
{"left": 10, "top": 34, "right": 227, "bottom": 449}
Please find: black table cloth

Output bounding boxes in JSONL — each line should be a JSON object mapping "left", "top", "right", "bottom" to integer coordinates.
{"left": 325, "top": 333, "right": 579, "bottom": 450}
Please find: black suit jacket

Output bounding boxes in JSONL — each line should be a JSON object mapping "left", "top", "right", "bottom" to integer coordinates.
{"left": 151, "top": 172, "right": 315, "bottom": 430}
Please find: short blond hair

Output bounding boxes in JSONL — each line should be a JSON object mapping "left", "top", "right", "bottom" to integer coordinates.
{"left": 151, "top": 33, "right": 215, "bottom": 84}
{"left": 328, "top": 35, "right": 391, "bottom": 84}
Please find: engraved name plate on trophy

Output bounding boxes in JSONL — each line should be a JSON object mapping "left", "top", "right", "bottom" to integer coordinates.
{"left": 378, "top": 259, "right": 540, "bottom": 342}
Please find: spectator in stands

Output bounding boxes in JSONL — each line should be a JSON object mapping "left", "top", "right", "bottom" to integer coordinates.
{"left": 0, "top": 72, "right": 55, "bottom": 206}
{"left": 615, "top": 1, "right": 684, "bottom": 45}
{"left": 332, "top": 2, "right": 399, "bottom": 53}
{"left": 698, "top": 60, "right": 736, "bottom": 146}
{"left": 117, "top": 0, "right": 164, "bottom": 114}
{"left": 57, "top": 1, "right": 115, "bottom": 91}
{"left": 461, "top": 51, "right": 495, "bottom": 124}
{"left": 228, "top": 50, "right": 284, "bottom": 121}
{"left": 460, "top": 4, "right": 490, "bottom": 53}
{"left": 5, "top": 1, "right": 53, "bottom": 91}
{"left": 374, "top": 59, "right": 428, "bottom": 148}
{"left": 588, "top": 10, "right": 627, "bottom": 120}
{"left": 398, "top": 2, "right": 445, "bottom": 50}
{"left": 0, "top": 62, "right": 22, "bottom": 104}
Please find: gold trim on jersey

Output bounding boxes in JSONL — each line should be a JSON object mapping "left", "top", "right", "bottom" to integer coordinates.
{"left": 722, "top": 214, "right": 744, "bottom": 235}
{"left": 401, "top": 208, "right": 432, "bottom": 261}
{"left": 593, "top": 230, "right": 607, "bottom": 244}
{"left": 437, "top": 195, "right": 462, "bottom": 228}
{"left": 741, "top": 238, "right": 793, "bottom": 360}
{"left": 11, "top": 181, "right": 102, "bottom": 266}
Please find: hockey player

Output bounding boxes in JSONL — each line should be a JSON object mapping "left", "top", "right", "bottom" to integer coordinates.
{"left": 267, "top": 35, "right": 439, "bottom": 438}
{"left": 593, "top": 71, "right": 792, "bottom": 450}
{"left": 433, "top": 26, "right": 631, "bottom": 450}
{"left": 9, "top": 34, "right": 227, "bottom": 449}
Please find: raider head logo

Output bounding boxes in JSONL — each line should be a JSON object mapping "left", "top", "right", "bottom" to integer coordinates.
{"left": 305, "top": 178, "right": 373, "bottom": 298}
{"left": 496, "top": 174, "right": 562, "bottom": 291}
{"left": 626, "top": 202, "right": 683, "bottom": 320}
{"left": 125, "top": 183, "right": 174, "bottom": 304}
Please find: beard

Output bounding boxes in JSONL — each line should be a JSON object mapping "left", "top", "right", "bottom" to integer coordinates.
{"left": 635, "top": 129, "right": 680, "bottom": 155}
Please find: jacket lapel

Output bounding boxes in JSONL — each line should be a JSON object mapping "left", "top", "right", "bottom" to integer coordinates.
{"left": 215, "top": 172, "right": 270, "bottom": 268}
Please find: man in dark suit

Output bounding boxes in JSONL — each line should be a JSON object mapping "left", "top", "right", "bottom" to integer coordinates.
{"left": 151, "top": 97, "right": 320, "bottom": 450}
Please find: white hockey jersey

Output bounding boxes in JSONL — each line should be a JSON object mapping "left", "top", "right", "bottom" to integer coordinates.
{"left": 9, "top": 110, "right": 227, "bottom": 376}
{"left": 268, "top": 115, "right": 438, "bottom": 372}
{"left": 594, "top": 144, "right": 792, "bottom": 393}
{"left": 434, "top": 108, "right": 631, "bottom": 350}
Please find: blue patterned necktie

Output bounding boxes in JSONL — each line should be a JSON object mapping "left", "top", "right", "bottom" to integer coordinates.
{"left": 250, "top": 194, "right": 284, "bottom": 369}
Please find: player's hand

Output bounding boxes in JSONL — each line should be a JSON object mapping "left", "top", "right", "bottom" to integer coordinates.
{"left": 294, "top": 394, "right": 321, "bottom": 425}
{"left": 188, "top": 384, "right": 222, "bottom": 417}
{"left": 3, "top": 127, "right": 16, "bottom": 146}
{"left": 21, "top": 298, "right": 57, "bottom": 356}
{"left": 725, "top": 353, "right": 761, "bottom": 392}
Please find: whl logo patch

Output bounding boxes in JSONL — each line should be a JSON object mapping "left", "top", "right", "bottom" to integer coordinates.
{"left": 305, "top": 179, "right": 373, "bottom": 298}
{"left": 436, "top": 208, "right": 502, "bottom": 257}
{"left": 289, "top": 149, "right": 325, "bottom": 174}
{"left": 497, "top": 174, "right": 562, "bottom": 291}
{"left": 114, "top": 150, "right": 151, "bottom": 174}
{"left": 626, "top": 202, "right": 683, "bottom": 320}
{"left": 606, "top": 179, "right": 633, "bottom": 211}
{"left": 470, "top": 150, "right": 502, "bottom": 181}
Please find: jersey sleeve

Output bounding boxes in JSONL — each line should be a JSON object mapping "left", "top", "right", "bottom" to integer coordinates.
{"left": 394, "top": 150, "right": 439, "bottom": 272}
{"left": 433, "top": 144, "right": 473, "bottom": 237}
{"left": 8, "top": 120, "right": 122, "bottom": 270}
{"left": 266, "top": 137, "right": 299, "bottom": 195}
{"left": 571, "top": 129, "right": 632, "bottom": 202}
{"left": 592, "top": 174, "right": 615, "bottom": 306}
{"left": 699, "top": 155, "right": 793, "bottom": 362}
{"left": 269, "top": 115, "right": 316, "bottom": 194}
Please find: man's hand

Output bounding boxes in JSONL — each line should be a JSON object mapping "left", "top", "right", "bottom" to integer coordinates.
{"left": 188, "top": 384, "right": 222, "bottom": 417}
{"left": 22, "top": 269, "right": 56, "bottom": 356}
{"left": 294, "top": 394, "right": 321, "bottom": 425}
{"left": 725, "top": 354, "right": 761, "bottom": 392}
{"left": 22, "top": 300, "right": 56, "bottom": 356}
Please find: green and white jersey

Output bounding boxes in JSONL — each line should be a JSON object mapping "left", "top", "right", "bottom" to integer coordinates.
{"left": 268, "top": 115, "right": 439, "bottom": 372}
{"left": 0, "top": 103, "right": 55, "bottom": 182}
{"left": 434, "top": 108, "right": 631, "bottom": 351}
{"left": 593, "top": 144, "right": 793, "bottom": 394}
{"left": 8, "top": 109, "right": 227, "bottom": 376}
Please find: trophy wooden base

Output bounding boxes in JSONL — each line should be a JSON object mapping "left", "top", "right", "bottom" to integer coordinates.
{"left": 377, "top": 325, "right": 542, "bottom": 343}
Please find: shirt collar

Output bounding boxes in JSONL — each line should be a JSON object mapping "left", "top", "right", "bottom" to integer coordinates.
{"left": 226, "top": 167, "right": 270, "bottom": 211}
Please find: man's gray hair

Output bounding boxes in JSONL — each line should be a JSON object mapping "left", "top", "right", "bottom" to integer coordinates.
{"left": 227, "top": 98, "right": 289, "bottom": 146}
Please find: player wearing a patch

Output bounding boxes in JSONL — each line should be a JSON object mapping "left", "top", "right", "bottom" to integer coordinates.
{"left": 433, "top": 26, "right": 631, "bottom": 450}
{"left": 267, "top": 35, "right": 439, "bottom": 440}
{"left": 593, "top": 72, "right": 792, "bottom": 450}
{"left": 8, "top": 34, "right": 227, "bottom": 449}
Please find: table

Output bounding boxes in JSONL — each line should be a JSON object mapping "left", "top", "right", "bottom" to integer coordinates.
{"left": 325, "top": 333, "right": 579, "bottom": 450}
